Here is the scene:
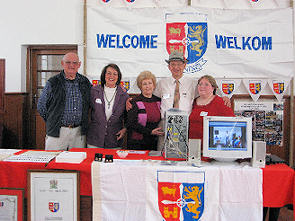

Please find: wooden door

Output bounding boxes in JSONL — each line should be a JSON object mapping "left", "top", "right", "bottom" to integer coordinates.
{"left": 28, "top": 46, "right": 77, "bottom": 149}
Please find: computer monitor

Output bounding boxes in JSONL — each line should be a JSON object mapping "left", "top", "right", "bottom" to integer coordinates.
{"left": 202, "top": 116, "right": 252, "bottom": 162}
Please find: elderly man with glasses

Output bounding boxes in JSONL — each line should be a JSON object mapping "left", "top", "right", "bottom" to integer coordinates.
{"left": 37, "top": 52, "right": 92, "bottom": 150}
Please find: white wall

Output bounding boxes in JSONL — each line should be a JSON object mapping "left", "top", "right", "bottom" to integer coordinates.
{"left": 0, "top": 0, "right": 84, "bottom": 92}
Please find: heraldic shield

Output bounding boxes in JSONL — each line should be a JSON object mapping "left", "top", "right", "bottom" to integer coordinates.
{"left": 166, "top": 22, "right": 207, "bottom": 64}
{"left": 157, "top": 171, "right": 205, "bottom": 221}
{"left": 249, "top": 82, "right": 262, "bottom": 94}
{"left": 222, "top": 83, "right": 234, "bottom": 95}
{"left": 49, "top": 201, "right": 59, "bottom": 212}
{"left": 120, "top": 81, "right": 130, "bottom": 92}
{"left": 273, "top": 82, "right": 284, "bottom": 94}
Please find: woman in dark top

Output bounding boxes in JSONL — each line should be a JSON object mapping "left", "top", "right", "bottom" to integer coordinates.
{"left": 127, "top": 71, "right": 164, "bottom": 150}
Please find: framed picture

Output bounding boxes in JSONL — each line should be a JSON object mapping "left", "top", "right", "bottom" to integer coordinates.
{"left": 0, "top": 188, "right": 24, "bottom": 221}
{"left": 27, "top": 170, "right": 80, "bottom": 221}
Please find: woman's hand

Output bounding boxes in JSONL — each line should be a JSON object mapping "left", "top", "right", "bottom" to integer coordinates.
{"left": 116, "top": 128, "right": 127, "bottom": 140}
{"left": 126, "top": 98, "right": 133, "bottom": 111}
{"left": 151, "top": 127, "right": 164, "bottom": 136}
{"left": 222, "top": 96, "right": 231, "bottom": 108}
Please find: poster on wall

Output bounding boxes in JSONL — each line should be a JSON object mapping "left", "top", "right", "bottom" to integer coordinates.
{"left": 234, "top": 101, "right": 283, "bottom": 146}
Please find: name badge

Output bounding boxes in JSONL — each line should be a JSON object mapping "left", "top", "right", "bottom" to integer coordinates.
{"left": 162, "top": 94, "right": 170, "bottom": 99}
{"left": 95, "top": 98, "right": 102, "bottom": 104}
{"left": 200, "top": 111, "right": 208, "bottom": 116}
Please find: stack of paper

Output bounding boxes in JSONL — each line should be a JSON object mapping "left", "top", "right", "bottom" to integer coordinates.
{"left": 55, "top": 151, "right": 87, "bottom": 163}
{"left": 0, "top": 149, "right": 21, "bottom": 161}
{"left": 3, "top": 150, "right": 59, "bottom": 163}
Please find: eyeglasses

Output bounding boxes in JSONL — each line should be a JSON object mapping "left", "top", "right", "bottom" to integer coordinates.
{"left": 64, "top": 61, "right": 80, "bottom": 65}
{"left": 106, "top": 72, "right": 118, "bottom": 76}
{"left": 169, "top": 62, "right": 185, "bottom": 68}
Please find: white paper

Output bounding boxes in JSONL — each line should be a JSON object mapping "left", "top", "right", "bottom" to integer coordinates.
{"left": 55, "top": 151, "right": 87, "bottom": 164}
{"left": 0, "top": 195, "right": 17, "bottom": 221}
{"left": 0, "top": 149, "right": 22, "bottom": 161}
{"left": 3, "top": 151, "right": 59, "bottom": 163}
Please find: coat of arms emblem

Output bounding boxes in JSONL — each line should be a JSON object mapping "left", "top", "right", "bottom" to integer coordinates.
{"left": 157, "top": 171, "right": 205, "bottom": 221}
{"left": 166, "top": 20, "right": 208, "bottom": 73}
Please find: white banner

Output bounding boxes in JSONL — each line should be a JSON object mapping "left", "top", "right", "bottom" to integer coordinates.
{"left": 146, "top": 166, "right": 262, "bottom": 221}
{"left": 87, "top": 5, "right": 293, "bottom": 91}
{"left": 92, "top": 161, "right": 263, "bottom": 221}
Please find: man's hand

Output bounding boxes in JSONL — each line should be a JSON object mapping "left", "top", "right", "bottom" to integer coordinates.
{"left": 222, "top": 96, "right": 231, "bottom": 108}
{"left": 151, "top": 127, "right": 164, "bottom": 136}
{"left": 126, "top": 98, "right": 133, "bottom": 111}
{"left": 116, "top": 128, "right": 127, "bottom": 140}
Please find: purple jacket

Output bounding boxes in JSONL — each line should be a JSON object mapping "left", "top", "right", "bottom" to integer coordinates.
{"left": 87, "top": 85, "right": 129, "bottom": 148}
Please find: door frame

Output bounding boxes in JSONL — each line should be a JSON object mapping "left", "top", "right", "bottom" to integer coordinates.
{"left": 26, "top": 45, "right": 77, "bottom": 149}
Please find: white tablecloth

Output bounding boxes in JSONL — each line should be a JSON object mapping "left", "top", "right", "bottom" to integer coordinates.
{"left": 92, "top": 160, "right": 262, "bottom": 221}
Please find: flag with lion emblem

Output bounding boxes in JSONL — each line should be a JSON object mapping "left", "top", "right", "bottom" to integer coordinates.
{"left": 145, "top": 166, "right": 262, "bottom": 221}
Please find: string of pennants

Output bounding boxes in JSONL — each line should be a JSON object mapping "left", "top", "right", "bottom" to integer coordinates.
{"left": 92, "top": 78, "right": 290, "bottom": 102}
{"left": 217, "top": 79, "right": 290, "bottom": 102}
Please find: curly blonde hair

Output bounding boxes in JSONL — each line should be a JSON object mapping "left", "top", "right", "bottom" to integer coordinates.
{"left": 136, "top": 71, "right": 156, "bottom": 90}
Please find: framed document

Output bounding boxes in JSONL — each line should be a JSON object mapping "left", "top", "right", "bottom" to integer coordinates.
{"left": 0, "top": 188, "right": 24, "bottom": 221}
{"left": 27, "top": 170, "right": 80, "bottom": 221}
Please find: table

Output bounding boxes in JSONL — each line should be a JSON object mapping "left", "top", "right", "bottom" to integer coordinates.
{"left": 262, "top": 163, "right": 294, "bottom": 207}
{"left": 0, "top": 148, "right": 293, "bottom": 219}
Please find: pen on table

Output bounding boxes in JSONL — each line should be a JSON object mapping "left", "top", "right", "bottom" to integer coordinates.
{"left": 45, "top": 156, "right": 56, "bottom": 167}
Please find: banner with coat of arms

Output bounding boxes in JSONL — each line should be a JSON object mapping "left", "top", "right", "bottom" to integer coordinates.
{"left": 91, "top": 162, "right": 263, "bottom": 221}
{"left": 217, "top": 79, "right": 241, "bottom": 99}
{"left": 145, "top": 166, "right": 262, "bottom": 221}
{"left": 267, "top": 79, "right": 290, "bottom": 101}
{"left": 87, "top": 2, "right": 293, "bottom": 92}
{"left": 243, "top": 79, "right": 267, "bottom": 102}
{"left": 150, "top": 170, "right": 206, "bottom": 221}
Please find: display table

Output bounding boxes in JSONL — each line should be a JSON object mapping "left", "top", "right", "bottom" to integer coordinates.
{"left": 0, "top": 148, "right": 293, "bottom": 219}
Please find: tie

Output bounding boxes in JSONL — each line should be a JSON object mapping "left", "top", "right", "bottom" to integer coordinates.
{"left": 173, "top": 80, "right": 180, "bottom": 108}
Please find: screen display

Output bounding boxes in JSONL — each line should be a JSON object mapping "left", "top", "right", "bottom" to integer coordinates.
{"left": 208, "top": 121, "right": 247, "bottom": 151}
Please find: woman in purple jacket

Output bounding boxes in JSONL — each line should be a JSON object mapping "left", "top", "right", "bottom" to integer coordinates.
{"left": 87, "top": 64, "right": 129, "bottom": 148}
